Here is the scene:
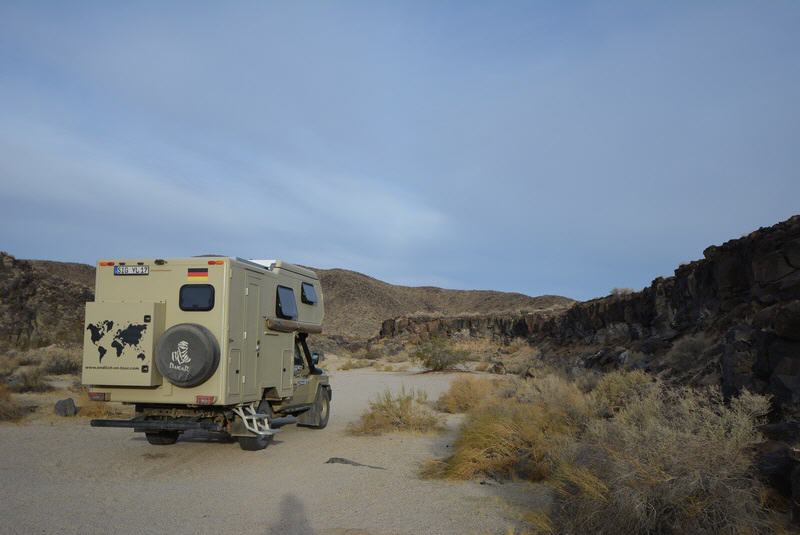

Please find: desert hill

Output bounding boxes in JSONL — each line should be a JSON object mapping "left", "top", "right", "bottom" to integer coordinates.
{"left": 0, "top": 253, "right": 573, "bottom": 348}
{"left": 314, "top": 267, "right": 572, "bottom": 338}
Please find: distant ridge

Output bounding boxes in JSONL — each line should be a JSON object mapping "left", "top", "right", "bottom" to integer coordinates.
{"left": 0, "top": 253, "right": 574, "bottom": 346}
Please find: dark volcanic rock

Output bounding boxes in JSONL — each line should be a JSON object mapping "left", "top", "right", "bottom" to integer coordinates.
{"left": 0, "top": 252, "right": 94, "bottom": 349}
{"left": 381, "top": 215, "right": 800, "bottom": 416}
{"left": 54, "top": 398, "right": 78, "bottom": 417}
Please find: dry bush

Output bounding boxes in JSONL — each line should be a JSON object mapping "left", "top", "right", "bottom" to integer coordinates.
{"left": 44, "top": 353, "right": 82, "bottom": 375}
{"left": 590, "top": 369, "right": 652, "bottom": 413}
{"left": 426, "top": 369, "right": 778, "bottom": 534}
{"left": 665, "top": 333, "right": 711, "bottom": 368}
{"left": 436, "top": 375, "right": 497, "bottom": 413}
{"left": 339, "top": 359, "right": 373, "bottom": 371}
{"left": 354, "top": 346, "right": 383, "bottom": 360}
{"left": 380, "top": 364, "right": 395, "bottom": 372}
{"left": 0, "top": 384, "right": 25, "bottom": 421}
{"left": 427, "top": 375, "right": 591, "bottom": 481}
{"left": 347, "top": 387, "right": 442, "bottom": 436}
{"left": 610, "top": 287, "right": 635, "bottom": 297}
{"left": 413, "top": 337, "right": 469, "bottom": 371}
{"left": 552, "top": 386, "right": 773, "bottom": 534}
{"left": 16, "top": 354, "right": 41, "bottom": 366}
{"left": 9, "top": 366, "right": 53, "bottom": 393}
{"left": 450, "top": 338, "right": 498, "bottom": 362}
{"left": 0, "top": 356, "right": 19, "bottom": 379}
{"left": 473, "top": 361, "right": 491, "bottom": 372}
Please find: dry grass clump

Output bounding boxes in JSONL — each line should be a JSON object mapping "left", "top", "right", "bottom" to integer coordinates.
{"left": 347, "top": 387, "right": 442, "bottom": 436}
{"left": 339, "top": 359, "right": 373, "bottom": 371}
{"left": 0, "top": 356, "right": 19, "bottom": 379}
{"left": 413, "top": 337, "right": 469, "bottom": 371}
{"left": 9, "top": 367, "right": 53, "bottom": 393}
{"left": 436, "top": 375, "right": 497, "bottom": 413}
{"left": 44, "top": 353, "right": 82, "bottom": 375}
{"left": 426, "top": 375, "right": 591, "bottom": 481}
{"left": 0, "top": 384, "right": 25, "bottom": 421}
{"left": 426, "top": 371, "right": 778, "bottom": 533}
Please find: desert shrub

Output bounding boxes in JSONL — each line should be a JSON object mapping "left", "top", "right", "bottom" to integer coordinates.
{"left": 413, "top": 337, "right": 469, "bottom": 371}
{"left": 665, "top": 333, "right": 711, "bottom": 368}
{"left": 44, "top": 353, "right": 82, "bottom": 375}
{"left": 450, "top": 337, "right": 498, "bottom": 362}
{"left": 380, "top": 364, "right": 395, "bottom": 372}
{"left": 474, "top": 361, "right": 490, "bottom": 372}
{"left": 339, "top": 359, "right": 373, "bottom": 371}
{"left": 0, "top": 356, "right": 19, "bottom": 379}
{"left": 354, "top": 346, "right": 383, "bottom": 360}
{"left": 427, "top": 375, "right": 591, "bottom": 481}
{"left": 426, "top": 369, "right": 777, "bottom": 534}
{"left": 610, "top": 287, "right": 635, "bottom": 297}
{"left": 552, "top": 386, "right": 773, "bottom": 534}
{"left": 436, "top": 376, "right": 496, "bottom": 413}
{"left": 347, "top": 387, "right": 442, "bottom": 435}
{"left": 0, "top": 384, "right": 25, "bottom": 421}
{"left": 16, "top": 354, "right": 41, "bottom": 366}
{"left": 8, "top": 367, "right": 53, "bottom": 393}
{"left": 591, "top": 369, "right": 652, "bottom": 413}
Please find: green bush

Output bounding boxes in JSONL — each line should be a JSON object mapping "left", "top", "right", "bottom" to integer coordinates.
{"left": 413, "top": 337, "right": 469, "bottom": 371}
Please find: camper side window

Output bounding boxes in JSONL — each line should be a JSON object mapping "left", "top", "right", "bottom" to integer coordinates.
{"left": 179, "top": 284, "right": 215, "bottom": 311}
{"left": 301, "top": 282, "right": 317, "bottom": 305}
{"left": 276, "top": 286, "right": 298, "bottom": 320}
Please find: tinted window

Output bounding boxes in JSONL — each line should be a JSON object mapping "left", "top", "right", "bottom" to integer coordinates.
{"left": 180, "top": 284, "right": 215, "bottom": 311}
{"left": 276, "top": 286, "right": 298, "bottom": 319}
{"left": 301, "top": 282, "right": 318, "bottom": 305}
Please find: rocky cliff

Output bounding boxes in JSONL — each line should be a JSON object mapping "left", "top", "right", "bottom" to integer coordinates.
{"left": 381, "top": 215, "right": 800, "bottom": 415}
{"left": 0, "top": 253, "right": 94, "bottom": 349}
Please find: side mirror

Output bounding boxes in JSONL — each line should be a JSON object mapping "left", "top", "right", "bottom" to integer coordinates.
{"left": 311, "top": 352, "right": 320, "bottom": 365}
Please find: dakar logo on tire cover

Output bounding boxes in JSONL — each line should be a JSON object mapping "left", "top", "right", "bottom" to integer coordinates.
{"left": 170, "top": 340, "right": 191, "bottom": 373}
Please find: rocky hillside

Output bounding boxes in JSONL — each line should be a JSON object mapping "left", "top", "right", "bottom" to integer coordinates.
{"left": 0, "top": 253, "right": 94, "bottom": 349}
{"left": 0, "top": 252, "right": 572, "bottom": 347}
{"left": 381, "top": 215, "right": 800, "bottom": 416}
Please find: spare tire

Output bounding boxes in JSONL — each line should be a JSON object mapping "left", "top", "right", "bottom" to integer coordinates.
{"left": 155, "top": 323, "right": 220, "bottom": 388}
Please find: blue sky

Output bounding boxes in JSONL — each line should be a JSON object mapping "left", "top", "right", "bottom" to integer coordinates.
{"left": 1, "top": 1, "right": 798, "bottom": 300}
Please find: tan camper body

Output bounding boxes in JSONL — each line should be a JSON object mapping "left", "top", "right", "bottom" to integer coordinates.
{"left": 82, "top": 256, "right": 331, "bottom": 449}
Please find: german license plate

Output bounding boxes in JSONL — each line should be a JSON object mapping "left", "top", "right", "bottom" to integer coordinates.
{"left": 113, "top": 265, "right": 149, "bottom": 276}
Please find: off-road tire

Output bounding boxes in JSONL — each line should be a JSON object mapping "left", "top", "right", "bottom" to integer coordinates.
{"left": 299, "top": 387, "right": 330, "bottom": 429}
{"left": 238, "top": 434, "right": 273, "bottom": 451}
{"left": 145, "top": 431, "right": 179, "bottom": 445}
{"left": 237, "top": 400, "right": 274, "bottom": 451}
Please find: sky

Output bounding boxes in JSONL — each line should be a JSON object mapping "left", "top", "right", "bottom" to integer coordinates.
{"left": 0, "top": 1, "right": 798, "bottom": 300}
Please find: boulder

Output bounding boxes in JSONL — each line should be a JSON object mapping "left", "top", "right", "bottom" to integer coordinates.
{"left": 54, "top": 398, "right": 77, "bottom": 417}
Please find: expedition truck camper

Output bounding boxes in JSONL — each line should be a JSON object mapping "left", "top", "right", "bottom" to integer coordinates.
{"left": 82, "top": 257, "right": 331, "bottom": 450}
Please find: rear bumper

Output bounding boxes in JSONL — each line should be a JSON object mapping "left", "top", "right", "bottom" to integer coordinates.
{"left": 91, "top": 418, "right": 224, "bottom": 432}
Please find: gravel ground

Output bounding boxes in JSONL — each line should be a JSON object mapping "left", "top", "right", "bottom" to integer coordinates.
{"left": 0, "top": 369, "right": 549, "bottom": 535}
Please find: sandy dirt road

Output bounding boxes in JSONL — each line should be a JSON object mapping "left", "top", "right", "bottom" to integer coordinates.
{"left": 0, "top": 370, "right": 547, "bottom": 535}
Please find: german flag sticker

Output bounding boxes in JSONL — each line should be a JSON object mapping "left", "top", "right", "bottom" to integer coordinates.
{"left": 187, "top": 268, "right": 209, "bottom": 281}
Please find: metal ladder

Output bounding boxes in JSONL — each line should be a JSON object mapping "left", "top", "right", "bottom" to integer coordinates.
{"left": 232, "top": 402, "right": 278, "bottom": 436}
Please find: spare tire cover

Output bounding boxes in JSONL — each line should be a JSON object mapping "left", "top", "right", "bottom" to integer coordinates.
{"left": 155, "top": 323, "right": 220, "bottom": 388}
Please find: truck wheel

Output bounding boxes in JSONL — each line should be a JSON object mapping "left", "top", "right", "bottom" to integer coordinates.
{"left": 238, "top": 434, "right": 272, "bottom": 451}
{"left": 145, "top": 431, "right": 179, "bottom": 445}
{"left": 300, "top": 387, "right": 330, "bottom": 429}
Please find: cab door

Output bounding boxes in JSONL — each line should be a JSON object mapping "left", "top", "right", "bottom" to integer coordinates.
{"left": 242, "top": 274, "right": 261, "bottom": 399}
